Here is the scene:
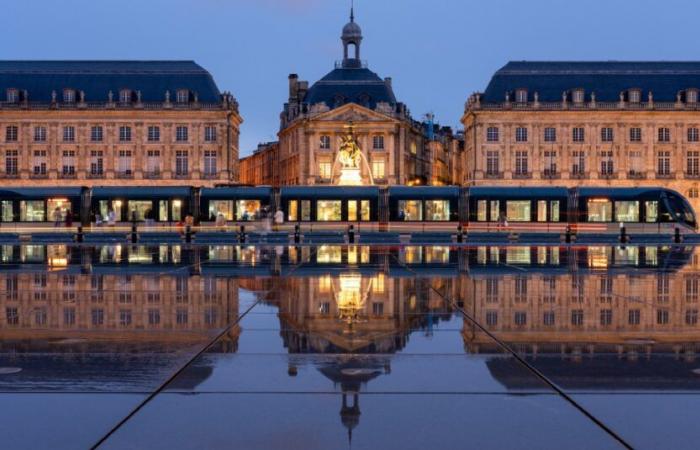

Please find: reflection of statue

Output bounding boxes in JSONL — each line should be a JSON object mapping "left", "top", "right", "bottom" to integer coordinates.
{"left": 338, "top": 132, "right": 362, "bottom": 169}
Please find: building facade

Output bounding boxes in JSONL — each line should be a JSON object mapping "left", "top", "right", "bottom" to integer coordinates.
{"left": 462, "top": 61, "right": 700, "bottom": 212}
{"left": 0, "top": 61, "right": 241, "bottom": 187}
{"left": 239, "top": 141, "right": 279, "bottom": 186}
{"left": 270, "top": 10, "right": 456, "bottom": 187}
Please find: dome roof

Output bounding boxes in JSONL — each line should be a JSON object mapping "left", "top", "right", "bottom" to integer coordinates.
{"left": 303, "top": 66, "right": 397, "bottom": 110}
{"left": 342, "top": 21, "right": 362, "bottom": 40}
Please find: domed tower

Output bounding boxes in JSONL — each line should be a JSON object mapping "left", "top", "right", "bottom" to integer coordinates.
{"left": 341, "top": 6, "right": 363, "bottom": 68}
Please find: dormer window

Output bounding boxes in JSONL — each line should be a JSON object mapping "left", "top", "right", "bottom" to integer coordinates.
{"left": 628, "top": 89, "right": 641, "bottom": 103}
{"left": 63, "top": 89, "right": 75, "bottom": 103}
{"left": 176, "top": 90, "right": 189, "bottom": 103}
{"left": 6, "top": 89, "right": 19, "bottom": 103}
{"left": 515, "top": 89, "right": 528, "bottom": 103}
{"left": 688, "top": 89, "right": 698, "bottom": 104}
{"left": 572, "top": 89, "right": 585, "bottom": 104}
{"left": 119, "top": 89, "right": 132, "bottom": 104}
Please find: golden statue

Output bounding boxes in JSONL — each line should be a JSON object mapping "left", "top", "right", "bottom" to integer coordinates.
{"left": 338, "top": 131, "right": 362, "bottom": 169}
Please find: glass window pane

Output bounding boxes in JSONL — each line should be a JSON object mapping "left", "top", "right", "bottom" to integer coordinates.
{"left": 288, "top": 200, "right": 298, "bottom": 222}
{"left": 489, "top": 200, "right": 500, "bottom": 222}
{"left": 208, "top": 200, "right": 233, "bottom": 221}
{"left": 425, "top": 200, "right": 450, "bottom": 221}
{"left": 128, "top": 201, "right": 152, "bottom": 221}
{"left": 506, "top": 201, "right": 531, "bottom": 222}
{"left": 537, "top": 200, "right": 547, "bottom": 222}
{"left": 1, "top": 201, "right": 13, "bottom": 222}
{"left": 236, "top": 200, "right": 260, "bottom": 221}
{"left": 615, "top": 201, "right": 639, "bottom": 222}
{"left": 360, "top": 200, "right": 370, "bottom": 221}
{"left": 588, "top": 199, "right": 612, "bottom": 222}
{"left": 113, "top": 200, "right": 123, "bottom": 221}
{"left": 159, "top": 200, "right": 168, "bottom": 222}
{"left": 301, "top": 200, "right": 311, "bottom": 221}
{"left": 477, "top": 200, "right": 487, "bottom": 222}
{"left": 398, "top": 200, "right": 423, "bottom": 221}
{"left": 348, "top": 200, "right": 358, "bottom": 222}
{"left": 47, "top": 199, "right": 70, "bottom": 222}
{"left": 99, "top": 201, "right": 109, "bottom": 222}
{"left": 21, "top": 201, "right": 45, "bottom": 222}
{"left": 645, "top": 201, "right": 658, "bottom": 223}
{"left": 551, "top": 201, "right": 560, "bottom": 222}
{"left": 171, "top": 199, "right": 183, "bottom": 222}
{"left": 317, "top": 200, "right": 341, "bottom": 221}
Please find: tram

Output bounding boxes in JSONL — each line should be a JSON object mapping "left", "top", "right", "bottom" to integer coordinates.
{"left": 0, "top": 185, "right": 693, "bottom": 232}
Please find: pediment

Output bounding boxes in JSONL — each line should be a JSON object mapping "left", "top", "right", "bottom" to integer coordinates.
{"left": 310, "top": 103, "right": 398, "bottom": 124}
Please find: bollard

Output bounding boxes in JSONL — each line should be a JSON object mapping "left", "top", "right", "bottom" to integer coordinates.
{"left": 239, "top": 225, "right": 246, "bottom": 244}
{"left": 457, "top": 224, "right": 464, "bottom": 243}
{"left": 348, "top": 224, "right": 355, "bottom": 244}
{"left": 619, "top": 222, "right": 628, "bottom": 243}
{"left": 565, "top": 225, "right": 572, "bottom": 243}
{"left": 294, "top": 223, "right": 301, "bottom": 244}
{"left": 185, "top": 225, "right": 192, "bottom": 243}
{"left": 130, "top": 224, "right": 138, "bottom": 243}
{"left": 675, "top": 226, "right": 682, "bottom": 244}
{"left": 76, "top": 225, "right": 84, "bottom": 243}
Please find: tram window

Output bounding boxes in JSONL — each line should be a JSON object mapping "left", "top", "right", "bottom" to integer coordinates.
{"left": 317, "top": 200, "right": 341, "bottom": 221}
{"left": 348, "top": 200, "right": 358, "bottom": 221}
{"left": 98, "top": 201, "right": 109, "bottom": 222}
{"left": 113, "top": 200, "right": 124, "bottom": 221}
{"left": 159, "top": 201, "right": 168, "bottom": 222}
{"left": 20, "top": 200, "right": 45, "bottom": 222}
{"left": 236, "top": 200, "right": 260, "bottom": 221}
{"left": 587, "top": 199, "right": 612, "bottom": 222}
{"left": 128, "top": 201, "right": 153, "bottom": 221}
{"left": 477, "top": 200, "right": 487, "bottom": 221}
{"left": 301, "top": 200, "right": 311, "bottom": 221}
{"left": 490, "top": 201, "right": 500, "bottom": 222}
{"left": 47, "top": 199, "right": 70, "bottom": 221}
{"left": 506, "top": 201, "right": 531, "bottom": 222}
{"left": 398, "top": 200, "right": 423, "bottom": 221}
{"left": 615, "top": 201, "right": 639, "bottom": 222}
{"left": 426, "top": 200, "right": 450, "bottom": 221}
{"left": 171, "top": 200, "right": 183, "bottom": 222}
{"left": 551, "top": 201, "right": 560, "bottom": 222}
{"left": 537, "top": 201, "right": 547, "bottom": 222}
{"left": 1, "top": 201, "right": 13, "bottom": 222}
{"left": 361, "top": 200, "right": 370, "bottom": 221}
{"left": 288, "top": 200, "right": 298, "bottom": 221}
{"left": 645, "top": 201, "right": 658, "bottom": 222}
{"left": 208, "top": 200, "right": 233, "bottom": 221}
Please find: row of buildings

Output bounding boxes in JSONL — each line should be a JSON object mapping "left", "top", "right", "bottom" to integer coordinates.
{"left": 4, "top": 9, "right": 700, "bottom": 209}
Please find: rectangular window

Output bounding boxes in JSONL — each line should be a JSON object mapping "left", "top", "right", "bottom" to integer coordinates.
{"left": 486, "top": 151, "right": 499, "bottom": 175}
{"left": 146, "top": 150, "right": 161, "bottom": 175}
{"left": 319, "top": 162, "right": 332, "bottom": 179}
{"left": 320, "top": 135, "right": 331, "bottom": 149}
{"left": 91, "top": 126, "right": 103, "bottom": 142}
{"left": 543, "top": 311, "right": 555, "bottom": 326}
{"left": 360, "top": 200, "right": 370, "bottom": 221}
{"left": 686, "top": 309, "right": 699, "bottom": 325}
{"left": 485, "top": 311, "right": 498, "bottom": 327}
{"left": 176, "top": 126, "right": 188, "bottom": 142}
{"left": 628, "top": 309, "right": 641, "bottom": 325}
{"left": 688, "top": 151, "right": 700, "bottom": 176}
{"left": 204, "top": 151, "right": 217, "bottom": 175}
{"left": 543, "top": 127, "right": 556, "bottom": 142}
{"left": 147, "top": 126, "right": 160, "bottom": 142}
{"left": 515, "top": 151, "right": 528, "bottom": 175}
{"left": 373, "top": 135, "right": 384, "bottom": 149}
{"left": 551, "top": 201, "right": 560, "bottom": 221}
{"left": 615, "top": 201, "right": 639, "bottom": 222}
{"left": 506, "top": 201, "right": 531, "bottom": 222}
{"left": 572, "top": 151, "right": 586, "bottom": 175}
{"left": 301, "top": 200, "right": 311, "bottom": 221}
{"left": 645, "top": 201, "right": 658, "bottom": 222}
{"left": 658, "top": 127, "right": 671, "bottom": 142}
{"left": 514, "top": 312, "right": 527, "bottom": 326}
{"left": 127, "top": 201, "right": 153, "bottom": 221}
{"left": 204, "top": 126, "right": 217, "bottom": 142}
{"left": 119, "top": 309, "right": 132, "bottom": 327}
{"left": 20, "top": 200, "right": 45, "bottom": 222}
{"left": 2, "top": 201, "right": 14, "bottom": 222}
{"left": 600, "top": 309, "right": 613, "bottom": 326}
{"left": 208, "top": 200, "right": 233, "bottom": 221}
{"left": 657, "top": 151, "right": 671, "bottom": 176}
{"left": 544, "top": 151, "right": 557, "bottom": 176}
{"left": 89, "top": 150, "right": 103, "bottom": 176}
{"left": 5, "top": 126, "right": 18, "bottom": 142}
{"left": 630, "top": 127, "right": 642, "bottom": 142}
{"left": 316, "top": 200, "right": 342, "bottom": 221}
{"left": 515, "top": 127, "right": 528, "bottom": 142}
{"left": 175, "top": 150, "right": 189, "bottom": 176}
{"left": 34, "top": 126, "right": 47, "bottom": 142}
{"left": 148, "top": 309, "right": 161, "bottom": 326}
{"left": 477, "top": 200, "right": 487, "bottom": 222}
{"left": 118, "top": 150, "right": 132, "bottom": 175}
{"left": 657, "top": 309, "right": 669, "bottom": 325}
{"left": 61, "top": 150, "right": 76, "bottom": 176}
{"left": 571, "top": 309, "right": 584, "bottom": 326}
{"left": 587, "top": 199, "right": 613, "bottom": 222}
{"left": 490, "top": 200, "right": 500, "bottom": 222}
{"left": 398, "top": 200, "right": 423, "bottom": 221}
{"left": 600, "top": 151, "right": 614, "bottom": 175}
{"left": 486, "top": 127, "right": 499, "bottom": 142}
{"left": 537, "top": 200, "right": 547, "bottom": 222}
{"left": 689, "top": 128, "right": 699, "bottom": 142}
{"left": 119, "top": 126, "right": 131, "bottom": 142}
{"left": 372, "top": 159, "right": 385, "bottom": 180}
{"left": 572, "top": 127, "right": 585, "bottom": 142}
{"left": 425, "top": 200, "right": 450, "bottom": 221}
{"left": 63, "top": 126, "right": 75, "bottom": 142}
{"left": 236, "top": 200, "right": 261, "bottom": 221}
{"left": 288, "top": 200, "right": 298, "bottom": 221}
{"left": 601, "top": 127, "right": 614, "bottom": 142}
{"left": 5, "top": 150, "right": 18, "bottom": 175}
{"left": 91, "top": 308, "right": 104, "bottom": 326}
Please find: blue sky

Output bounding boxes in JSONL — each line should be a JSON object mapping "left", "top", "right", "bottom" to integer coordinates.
{"left": 5, "top": 0, "right": 700, "bottom": 155}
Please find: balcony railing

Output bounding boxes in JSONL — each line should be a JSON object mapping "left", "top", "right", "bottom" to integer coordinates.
{"left": 599, "top": 172, "right": 619, "bottom": 180}
{"left": 685, "top": 172, "right": 700, "bottom": 179}
{"left": 1, "top": 172, "right": 19, "bottom": 179}
{"left": 484, "top": 172, "right": 504, "bottom": 179}
{"left": 174, "top": 172, "right": 190, "bottom": 179}
{"left": 655, "top": 172, "right": 674, "bottom": 180}
{"left": 513, "top": 172, "right": 533, "bottom": 179}
{"left": 87, "top": 172, "right": 104, "bottom": 179}
{"left": 59, "top": 172, "right": 77, "bottom": 179}
{"left": 627, "top": 171, "right": 646, "bottom": 180}
{"left": 541, "top": 170, "right": 560, "bottom": 180}
{"left": 29, "top": 172, "right": 48, "bottom": 179}
{"left": 200, "top": 172, "right": 219, "bottom": 180}
{"left": 115, "top": 171, "right": 134, "bottom": 179}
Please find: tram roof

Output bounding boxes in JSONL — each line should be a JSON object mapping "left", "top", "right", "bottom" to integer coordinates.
{"left": 467, "top": 186, "right": 568, "bottom": 199}
{"left": 0, "top": 187, "right": 83, "bottom": 198}
{"left": 388, "top": 186, "right": 460, "bottom": 198}
{"left": 577, "top": 187, "right": 672, "bottom": 199}
{"left": 201, "top": 186, "right": 272, "bottom": 199}
{"left": 281, "top": 186, "right": 380, "bottom": 199}
{"left": 91, "top": 186, "right": 192, "bottom": 199}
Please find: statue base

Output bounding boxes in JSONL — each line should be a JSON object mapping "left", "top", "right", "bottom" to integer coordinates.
{"left": 337, "top": 168, "right": 363, "bottom": 186}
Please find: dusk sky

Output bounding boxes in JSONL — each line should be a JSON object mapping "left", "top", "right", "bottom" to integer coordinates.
{"left": 5, "top": 0, "right": 700, "bottom": 155}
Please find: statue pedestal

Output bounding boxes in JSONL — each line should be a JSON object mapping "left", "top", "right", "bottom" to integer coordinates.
{"left": 337, "top": 168, "right": 363, "bottom": 186}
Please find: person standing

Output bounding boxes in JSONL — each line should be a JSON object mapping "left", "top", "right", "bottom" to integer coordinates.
{"left": 53, "top": 207, "right": 62, "bottom": 227}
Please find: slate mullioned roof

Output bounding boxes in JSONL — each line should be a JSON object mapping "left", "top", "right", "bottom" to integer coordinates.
{"left": 303, "top": 66, "right": 397, "bottom": 109}
{"left": 0, "top": 60, "right": 222, "bottom": 103}
{"left": 482, "top": 61, "right": 700, "bottom": 103}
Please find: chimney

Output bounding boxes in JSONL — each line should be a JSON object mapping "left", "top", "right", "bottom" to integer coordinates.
{"left": 288, "top": 74, "right": 299, "bottom": 101}
{"left": 298, "top": 81, "right": 309, "bottom": 101}
{"left": 384, "top": 77, "right": 392, "bottom": 89}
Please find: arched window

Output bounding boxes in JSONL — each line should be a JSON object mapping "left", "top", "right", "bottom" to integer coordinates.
{"left": 176, "top": 89, "right": 189, "bottom": 103}
{"left": 572, "top": 89, "right": 585, "bottom": 104}
{"left": 628, "top": 89, "right": 642, "bottom": 103}
{"left": 515, "top": 89, "right": 528, "bottom": 103}
{"left": 119, "top": 89, "right": 132, "bottom": 104}
{"left": 63, "top": 89, "right": 76, "bottom": 103}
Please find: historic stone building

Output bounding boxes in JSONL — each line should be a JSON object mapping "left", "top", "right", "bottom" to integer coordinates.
{"left": 462, "top": 61, "right": 700, "bottom": 211}
{"left": 268, "top": 9, "right": 457, "bottom": 186}
{"left": 0, "top": 61, "right": 241, "bottom": 187}
{"left": 239, "top": 141, "right": 279, "bottom": 186}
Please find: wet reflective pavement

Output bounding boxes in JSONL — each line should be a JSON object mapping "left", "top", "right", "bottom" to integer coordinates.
{"left": 2, "top": 244, "right": 700, "bottom": 448}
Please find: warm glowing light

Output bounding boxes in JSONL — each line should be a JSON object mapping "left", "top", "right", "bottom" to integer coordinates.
{"left": 173, "top": 199, "right": 182, "bottom": 207}
{"left": 114, "top": 200, "right": 123, "bottom": 207}
{"left": 337, "top": 167, "right": 364, "bottom": 186}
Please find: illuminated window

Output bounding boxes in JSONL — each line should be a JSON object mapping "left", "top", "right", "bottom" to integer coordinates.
{"left": 477, "top": 200, "right": 487, "bottom": 221}
{"left": 20, "top": 201, "right": 45, "bottom": 222}
{"left": 63, "top": 89, "right": 75, "bottom": 103}
{"left": 208, "top": 200, "right": 233, "bottom": 221}
{"left": 572, "top": 89, "right": 585, "bottom": 103}
{"left": 318, "top": 276, "right": 332, "bottom": 293}
{"left": 398, "top": 200, "right": 422, "bottom": 221}
{"left": 288, "top": 200, "right": 298, "bottom": 221}
{"left": 615, "top": 201, "right": 639, "bottom": 222}
{"left": 410, "top": 142, "right": 417, "bottom": 154}
{"left": 317, "top": 200, "right": 341, "bottom": 221}
{"left": 425, "top": 200, "right": 450, "bottom": 221}
{"left": 372, "top": 159, "right": 385, "bottom": 180}
{"left": 236, "top": 200, "right": 261, "bottom": 221}
{"left": 348, "top": 200, "right": 370, "bottom": 222}
{"left": 587, "top": 199, "right": 612, "bottom": 222}
{"left": 47, "top": 199, "right": 70, "bottom": 221}
{"left": 688, "top": 90, "right": 699, "bottom": 104}
{"left": 319, "top": 162, "right": 332, "bottom": 179}
{"left": 506, "top": 201, "right": 531, "bottom": 222}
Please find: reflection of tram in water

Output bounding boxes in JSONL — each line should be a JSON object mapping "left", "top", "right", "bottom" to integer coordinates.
{"left": 0, "top": 185, "right": 694, "bottom": 233}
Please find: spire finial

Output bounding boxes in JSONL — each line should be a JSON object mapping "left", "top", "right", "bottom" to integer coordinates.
{"left": 350, "top": 0, "right": 354, "bottom": 22}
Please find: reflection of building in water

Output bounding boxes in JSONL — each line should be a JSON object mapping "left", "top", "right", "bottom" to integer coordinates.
{"left": 460, "top": 245, "right": 700, "bottom": 390}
